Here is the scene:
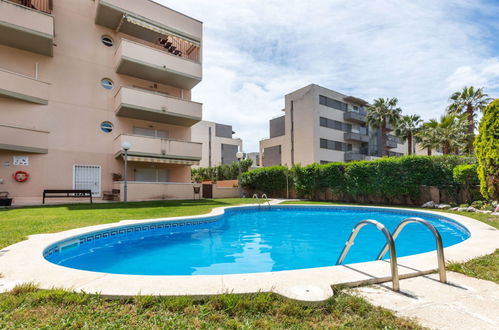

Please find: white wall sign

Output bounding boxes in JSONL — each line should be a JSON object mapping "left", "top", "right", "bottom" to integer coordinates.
{"left": 13, "top": 156, "right": 29, "bottom": 166}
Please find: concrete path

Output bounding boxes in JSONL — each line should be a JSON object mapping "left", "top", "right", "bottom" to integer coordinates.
{"left": 355, "top": 271, "right": 499, "bottom": 330}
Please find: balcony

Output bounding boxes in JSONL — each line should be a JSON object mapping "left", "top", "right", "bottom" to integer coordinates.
{"left": 0, "top": 124, "right": 48, "bottom": 153}
{"left": 344, "top": 152, "right": 367, "bottom": 162}
{"left": 0, "top": 0, "right": 54, "bottom": 56}
{"left": 0, "top": 67, "right": 50, "bottom": 104}
{"left": 344, "top": 111, "right": 366, "bottom": 124}
{"left": 387, "top": 135, "right": 400, "bottom": 148}
{"left": 115, "top": 39, "right": 202, "bottom": 89}
{"left": 114, "top": 134, "right": 201, "bottom": 164}
{"left": 344, "top": 132, "right": 369, "bottom": 143}
{"left": 114, "top": 87, "right": 202, "bottom": 126}
{"left": 95, "top": 0, "right": 202, "bottom": 42}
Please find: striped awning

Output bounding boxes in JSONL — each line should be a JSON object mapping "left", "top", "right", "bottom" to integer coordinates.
{"left": 124, "top": 15, "right": 201, "bottom": 47}
{"left": 127, "top": 156, "right": 199, "bottom": 165}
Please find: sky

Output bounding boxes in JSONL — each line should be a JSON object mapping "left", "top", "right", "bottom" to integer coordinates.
{"left": 156, "top": 0, "right": 499, "bottom": 152}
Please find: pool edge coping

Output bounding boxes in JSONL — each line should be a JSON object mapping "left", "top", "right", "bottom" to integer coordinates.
{"left": 0, "top": 202, "right": 497, "bottom": 302}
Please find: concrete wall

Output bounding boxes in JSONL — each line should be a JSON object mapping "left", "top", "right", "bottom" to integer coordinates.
{"left": 269, "top": 115, "right": 285, "bottom": 138}
{"left": 213, "top": 186, "right": 240, "bottom": 198}
{"left": 113, "top": 181, "right": 195, "bottom": 201}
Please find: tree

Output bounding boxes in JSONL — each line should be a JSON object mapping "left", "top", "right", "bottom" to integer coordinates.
{"left": 366, "top": 98, "right": 402, "bottom": 156}
{"left": 474, "top": 99, "right": 499, "bottom": 200}
{"left": 395, "top": 114, "right": 422, "bottom": 155}
{"left": 447, "top": 86, "right": 492, "bottom": 154}
{"left": 415, "top": 120, "right": 440, "bottom": 155}
{"left": 436, "top": 114, "right": 466, "bottom": 155}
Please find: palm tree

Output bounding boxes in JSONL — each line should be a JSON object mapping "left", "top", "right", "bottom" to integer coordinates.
{"left": 395, "top": 114, "right": 422, "bottom": 155}
{"left": 366, "top": 98, "right": 402, "bottom": 156}
{"left": 437, "top": 114, "right": 466, "bottom": 155}
{"left": 415, "top": 120, "right": 440, "bottom": 155}
{"left": 447, "top": 86, "right": 492, "bottom": 153}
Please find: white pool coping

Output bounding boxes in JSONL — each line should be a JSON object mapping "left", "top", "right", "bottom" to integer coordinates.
{"left": 0, "top": 204, "right": 497, "bottom": 302}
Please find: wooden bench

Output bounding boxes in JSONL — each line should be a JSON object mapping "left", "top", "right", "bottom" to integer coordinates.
{"left": 43, "top": 189, "right": 93, "bottom": 204}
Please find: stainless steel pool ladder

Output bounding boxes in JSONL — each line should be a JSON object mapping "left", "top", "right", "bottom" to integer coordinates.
{"left": 336, "top": 219, "right": 400, "bottom": 291}
{"left": 336, "top": 217, "right": 447, "bottom": 292}
{"left": 376, "top": 217, "right": 447, "bottom": 284}
{"left": 252, "top": 193, "right": 271, "bottom": 209}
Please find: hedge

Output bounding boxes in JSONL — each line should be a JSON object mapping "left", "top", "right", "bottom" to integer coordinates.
{"left": 191, "top": 159, "right": 252, "bottom": 182}
{"left": 241, "top": 155, "right": 477, "bottom": 202}
{"left": 453, "top": 164, "right": 480, "bottom": 186}
{"left": 474, "top": 99, "right": 499, "bottom": 200}
{"left": 239, "top": 166, "right": 288, "bottom": 196}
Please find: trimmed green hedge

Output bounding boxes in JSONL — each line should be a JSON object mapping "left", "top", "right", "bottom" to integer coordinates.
{"left": 474, "top": 99, "right": 499, "bottom": 200}
{"left": 191, "top": 159, "right": 252, "bottom": 182}
{"left": 453, "top": 164, "right": 480, "bottom": 186}
{"left": 241, "top": 155, "right": 477, "bottom": 202}
{"left": 239, "top": 166, "right": 288, "bottom": 196}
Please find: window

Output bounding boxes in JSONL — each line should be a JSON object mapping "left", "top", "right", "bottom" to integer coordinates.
{"left": 134, "top": 168, "right": 169, "bottom": 182}
{"left": 100, "top": 78, "right": 114, "bottom": 90}
{"left": 101, "top": 35, "right": 114, "bottom": 47}
{"left": 319, "top": 117, "right": 352, "bottom": 132}
{"left": 320, "top": 138, "right": 352, "bottom": 151}
{"left": 133, "top": 127, "right": 168, "bottom": 138}
{"left": 319, "top": 95, "right": 348, "bottom": 111}
{"left": 100, "top": 121, "right": 113, "bottom": 133}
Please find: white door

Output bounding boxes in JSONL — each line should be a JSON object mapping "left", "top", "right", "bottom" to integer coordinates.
{"left": 73, "top": 165, "right": 101, "bottom": 196}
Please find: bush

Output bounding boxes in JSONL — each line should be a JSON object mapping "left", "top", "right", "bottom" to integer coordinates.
{"left": 239, "top": 166, "right": 288, "bottom": 196}
{"left": 474, "top": 99, "right": 499, "bottom": 200}
{"left": 191, "top": 159, "right": 252, "bottom": 182}
{"left": 453, "top": 164, "right": 480, "bottom": 186}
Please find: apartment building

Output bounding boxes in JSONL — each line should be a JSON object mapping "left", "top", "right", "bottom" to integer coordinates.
{"left": 245, "top": 152, "right": 261, "bottom": 168}
{"left": 259, "top": 84, "right": 406, "bottom": 166}
{"left": 0, "top": 0, "right": 203, "bottom": 202}
{"left": 191, "top": 121, "right": 243, "bottom": 167}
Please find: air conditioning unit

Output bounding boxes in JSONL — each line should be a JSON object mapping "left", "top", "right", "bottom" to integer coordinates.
{"left": 161, "top": 106, "right": 167, "bottom": 112}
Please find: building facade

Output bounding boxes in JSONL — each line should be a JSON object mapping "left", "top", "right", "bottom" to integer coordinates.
{"left": 191, "top": 121, "right": 243, "bottom": 168}
{"left": 0, "top": 0, "right": 204, "bottom": 202}
{"left": 259, "top": 84, "right": 407, "bottom": 166}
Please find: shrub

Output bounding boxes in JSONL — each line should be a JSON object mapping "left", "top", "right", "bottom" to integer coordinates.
{"left": 239, "top": 166, "right": 288, "bottom": 196}
{"left": 474, "top": 99, "right": 499, "bottom": 200}
{"left": 191, "top": 159, "right": 252, "bottom": 182}
{"left": 453, "top": 164, "right": 480, "bottom": 186}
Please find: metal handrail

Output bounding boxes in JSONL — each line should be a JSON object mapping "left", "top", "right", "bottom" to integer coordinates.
{"left": 376, "top": 217, "right": 447, "bottom": 283}
{"left": 252, "top": 194, "right": 260, "bottom": 208}
{"left": 261, "top": 193, "right": 271, "bottom": 208}
{"left": 336, "top": 219, "right": 400, "bottom": 291}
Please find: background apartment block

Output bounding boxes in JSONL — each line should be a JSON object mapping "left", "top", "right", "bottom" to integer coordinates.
{"left": 260, "top": 84, "right": 407, "bottom": 167}
{"left": 191, "top": 121, "right": 243, "bottom": 167}
{"left": 0, "top": 0, "right": 203, "bottom": 202}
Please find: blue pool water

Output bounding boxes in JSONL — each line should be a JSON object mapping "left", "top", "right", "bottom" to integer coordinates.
{"left": 44, "top": 206, "right": 470, "bottom": 275}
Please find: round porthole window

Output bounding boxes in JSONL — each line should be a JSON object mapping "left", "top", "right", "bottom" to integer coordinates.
{"left": 100, "top": 121, "right": 113, "bottom": 133}
{"left": 100, "top": 78, "right": 114, "bottom": 90}
{"left": 101, "top": 35, "right": 114, "bottom": 47}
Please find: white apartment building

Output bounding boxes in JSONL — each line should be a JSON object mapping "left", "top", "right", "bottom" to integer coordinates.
{"left": 260, "top": 84, "right": 407, "bottom": 166}
{"left": 191, "top": 121, "right": 243, "bottom": 167}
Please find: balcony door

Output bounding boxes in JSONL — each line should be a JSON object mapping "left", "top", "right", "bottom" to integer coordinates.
{"left": 133, "top": 127, "right": 168, "bottom": 138}
{"left": 73, "top": 165, "right": 101, "bottom": 197}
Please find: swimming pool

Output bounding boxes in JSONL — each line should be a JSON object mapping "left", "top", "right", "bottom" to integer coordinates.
{"left": 44, "top": 206, "right": 470, "bottom": 276}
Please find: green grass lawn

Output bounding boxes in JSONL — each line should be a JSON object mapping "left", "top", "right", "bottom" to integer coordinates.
{"left": 0, "top": 198, "right": 422, "bottom": 329}
{"left": 281, "top": 200, "right": 499, "bottom": 283}
{"left": 0, "top": 284, "right": 421, "bottom": 329}
{"left": 0, "top": 198, "right": 257, "bottom": 249}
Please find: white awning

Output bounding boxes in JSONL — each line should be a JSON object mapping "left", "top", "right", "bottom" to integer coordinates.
{"left": 124, "top": 15, "right": 200, "bottom": 47}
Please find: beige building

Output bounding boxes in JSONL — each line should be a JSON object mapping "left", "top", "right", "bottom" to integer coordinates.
{"left": 191, "top": 121, "right": 243, "bottom": 168}
{"left": 259, "top": 84, "right": 407, "bottom": 166}
{"left": 0, "top": 0, "right": 204, "bottom": 202}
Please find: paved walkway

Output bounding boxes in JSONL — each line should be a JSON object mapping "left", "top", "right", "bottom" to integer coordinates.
{"left": 355, "top": 271, "right": 499, "bottom": 330}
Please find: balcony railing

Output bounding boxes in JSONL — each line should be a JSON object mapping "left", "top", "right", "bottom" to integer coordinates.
{"left": 344, "top": 132, "right": 369, "bottom": 143}
{"left": 114, "top": 134, "right": 202, "bottom": 162}
{"left": 0, "top": 67, "right": 50, "bottom": 104}
{"left": 344, "top": 111, "right": 367, "bottom": 123}
{"left": 0, "top": 124, "right": 49, "bottom": 153}
{"left": 344, "top": 152, "right": 367, "bottom": 162}
{"left": 114, "top": 86, "right": 202, "bottom": 126}
{"left": 8, "top": 0, "right": 52, "bottom": 14}
{"left": 114, "top": 39, "right": 202, "bottom": 89}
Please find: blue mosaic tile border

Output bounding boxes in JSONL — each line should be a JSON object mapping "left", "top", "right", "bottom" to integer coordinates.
{"left": 43, "top": 216, "right": 220, "bottom": 258}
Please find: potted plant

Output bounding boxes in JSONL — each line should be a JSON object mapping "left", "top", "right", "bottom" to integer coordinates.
{"left": 112, "top": 173, "right": 123, "bottom": 181}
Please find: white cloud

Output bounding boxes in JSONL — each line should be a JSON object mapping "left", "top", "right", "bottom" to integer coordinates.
{"left": 155, "top": 0, "right": 499, "bottom": 151}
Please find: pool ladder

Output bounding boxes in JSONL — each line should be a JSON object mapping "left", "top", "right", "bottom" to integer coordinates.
{"left": 252, "top": 193, "right": 271, "bottom": 209}
{"left": 336, "top": 217, "right": 447, "bottom": 292}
